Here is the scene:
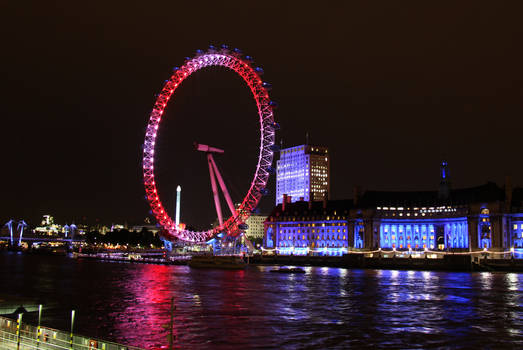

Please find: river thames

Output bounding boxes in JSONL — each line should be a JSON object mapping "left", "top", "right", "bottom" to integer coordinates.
{"left": 1, "top": 252, "right": 522, "bottom": 349}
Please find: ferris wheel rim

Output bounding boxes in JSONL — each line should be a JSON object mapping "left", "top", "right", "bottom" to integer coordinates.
{"left": 142, "top": 47, "right": 276, "bottom": 243}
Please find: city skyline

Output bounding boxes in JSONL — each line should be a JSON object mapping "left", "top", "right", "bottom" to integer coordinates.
{"left": 2, "top": 2, "right": 523, "bottom": 228}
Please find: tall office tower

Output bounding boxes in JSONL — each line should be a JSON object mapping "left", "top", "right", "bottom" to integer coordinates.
{"left": 275, "top": 145, "right": 330, "bottom": 205}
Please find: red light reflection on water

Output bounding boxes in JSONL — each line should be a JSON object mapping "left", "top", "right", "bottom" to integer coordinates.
{"left": 111, "top": 265, "right": 256, "bottom": 349}
{"left": 112, "top": 264, "right": 185, "bottom": 349}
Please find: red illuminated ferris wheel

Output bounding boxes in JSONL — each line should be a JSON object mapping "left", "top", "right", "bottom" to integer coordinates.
{"left": 142, "top": 45, "right": 277, "bottom": 243}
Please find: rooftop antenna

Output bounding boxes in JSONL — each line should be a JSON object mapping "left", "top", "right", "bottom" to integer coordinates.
{"left": 305, "top": 132, "right": 309, "bottom": 145}
{"left": 438, "top": 160, "right": 451, "bottom": 200}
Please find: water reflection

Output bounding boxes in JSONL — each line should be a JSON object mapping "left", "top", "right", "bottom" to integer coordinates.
{"left": 0, "top": 253, "right": 522, "bottom": 349}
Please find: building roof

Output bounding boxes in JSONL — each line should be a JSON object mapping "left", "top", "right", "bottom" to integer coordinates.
{"left": 266, "top": 183, "right": 521, "bottom": 221}
{"left": 267, "top": 199, "right": 354, "bottom": 220}
{"left": 358, "top": 182, "right": 506, "bottom": 208}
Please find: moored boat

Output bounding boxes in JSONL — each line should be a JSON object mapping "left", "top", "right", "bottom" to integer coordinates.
{"left": 270, "top": 267, "right": 305, "bottom": 273}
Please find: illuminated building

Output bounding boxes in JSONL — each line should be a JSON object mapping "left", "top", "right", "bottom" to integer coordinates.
{"left": 354, "top": 162, "right": 511, "bottom": 252}
{"left": 509, "top": 188, "right": 523, "bottom": 248}
{"left": 130, "top": 224, "right": 160, "bottom": 234}
{"left": 264, "top": 197, "right": 352, "bottom": 256}
{"left": 265, "top": 162, "right": 523, "bottom": 256}
{"left": 33, "top": 215, "right": 62, "bottom": 235}
{"left": 111, "top": 224, "right": 126, "bottom": 231}
{"left": 42, "top": 215, "right": 53, "bottom": 226}
{"left": 244, "top": 214, "right": 267, "bottom": 241}
{"left": 275, "top": 145, "right": 330, "bottom": 205}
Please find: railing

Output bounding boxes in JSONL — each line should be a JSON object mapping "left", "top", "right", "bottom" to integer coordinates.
{"left": 261, "top": 246, "right": 523, "bottom": 258}
{"left": 0, "top": 316, "right": 143, "bottom": 350}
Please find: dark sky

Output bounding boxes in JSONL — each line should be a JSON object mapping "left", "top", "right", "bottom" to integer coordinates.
{"left": 1, "top": 1, "right": 522, "bottom": 228}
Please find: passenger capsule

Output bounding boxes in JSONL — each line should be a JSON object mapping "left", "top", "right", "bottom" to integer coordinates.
{"left": 269, "top": 100, "right": 278, "bottom": 109}
{"left": 262, "top": 81, "right": 272, "bottom": 90}
{"left": 255, "top": 67, "right": 264, "bottom": 75}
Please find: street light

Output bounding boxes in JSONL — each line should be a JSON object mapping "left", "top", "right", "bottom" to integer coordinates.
{"left": 36, "top": 304, "right": 42, "bottom": 349}
{"left": 16, "top": 313, "right": 23, "bottom": 350}
{"left": 70, "top": 310, "right": 75, "bottom": 349}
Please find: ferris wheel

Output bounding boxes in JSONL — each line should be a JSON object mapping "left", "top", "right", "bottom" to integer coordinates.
{"left": 142, "top": 45, "right": 278, "bottom": 243}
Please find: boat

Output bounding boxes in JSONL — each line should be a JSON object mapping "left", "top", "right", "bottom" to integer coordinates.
{"left": 188, "top": 255, "right": 247, "bottom": 269}
{"left": 270, "top": 267, "right": 305, "bottom": 274}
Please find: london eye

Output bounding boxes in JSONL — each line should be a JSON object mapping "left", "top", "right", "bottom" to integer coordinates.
{"left": 142, "top": 45, "right": 277, "bottom": 243}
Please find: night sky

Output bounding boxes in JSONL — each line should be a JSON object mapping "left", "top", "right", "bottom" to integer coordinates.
{"left": 2, "top": 1, "right": 523, "bottom": 229}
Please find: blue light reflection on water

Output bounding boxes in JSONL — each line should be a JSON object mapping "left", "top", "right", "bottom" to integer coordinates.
{"left": 0, "top": 253, "right": 522, "bottom": 349}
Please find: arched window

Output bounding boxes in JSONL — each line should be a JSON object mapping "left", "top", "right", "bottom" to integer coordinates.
{"left": 354, "top": 219, "right": 364, "bottom": 249}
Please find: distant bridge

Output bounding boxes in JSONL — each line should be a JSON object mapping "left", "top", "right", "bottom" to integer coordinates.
{"left": 0, "top": 236, "right": 84, "bottom": 243}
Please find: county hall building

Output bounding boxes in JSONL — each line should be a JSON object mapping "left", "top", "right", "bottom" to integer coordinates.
{"left": 264, "top": 161, "right": 523, "bottom": 256}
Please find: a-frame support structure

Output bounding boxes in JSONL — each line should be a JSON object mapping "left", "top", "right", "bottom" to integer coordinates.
{"left": 195, "top": 143, "right": 237, "bottom": 229}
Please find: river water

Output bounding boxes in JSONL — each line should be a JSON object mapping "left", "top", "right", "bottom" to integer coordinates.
{"left": 1, "top": 252, "right": 522, "bottom": 349}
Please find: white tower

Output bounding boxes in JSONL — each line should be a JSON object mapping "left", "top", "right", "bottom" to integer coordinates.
{"left": 175, "top": 185, "right": 181, "bottom": 229}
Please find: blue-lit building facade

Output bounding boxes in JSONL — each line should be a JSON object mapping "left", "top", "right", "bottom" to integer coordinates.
{"left": 353, "top": 179, "right": 523, "bottom": 252}
{"left": 510, "top": 188, "right": 523, "bottom": 249}
{"left": 264, "top": 166, "right": 523, "bottom": 256}
{"left": 264, "top": 198, "right": 352, "bottom": 256}
{"left": 275, "top": 145, "right": 330, "bottom": 205}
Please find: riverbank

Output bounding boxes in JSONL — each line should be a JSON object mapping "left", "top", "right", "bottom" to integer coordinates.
{"left": 73, "top": 252, "right": 189, "bottom": 265}
{"left": 252, "top": 254, "right": 523, "bottom": 272}
{"left": 75, "top": 251, "right": 523, "bottom": 272}
{"left": 4, "top": 250, "right": 523, "bottom": 272}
